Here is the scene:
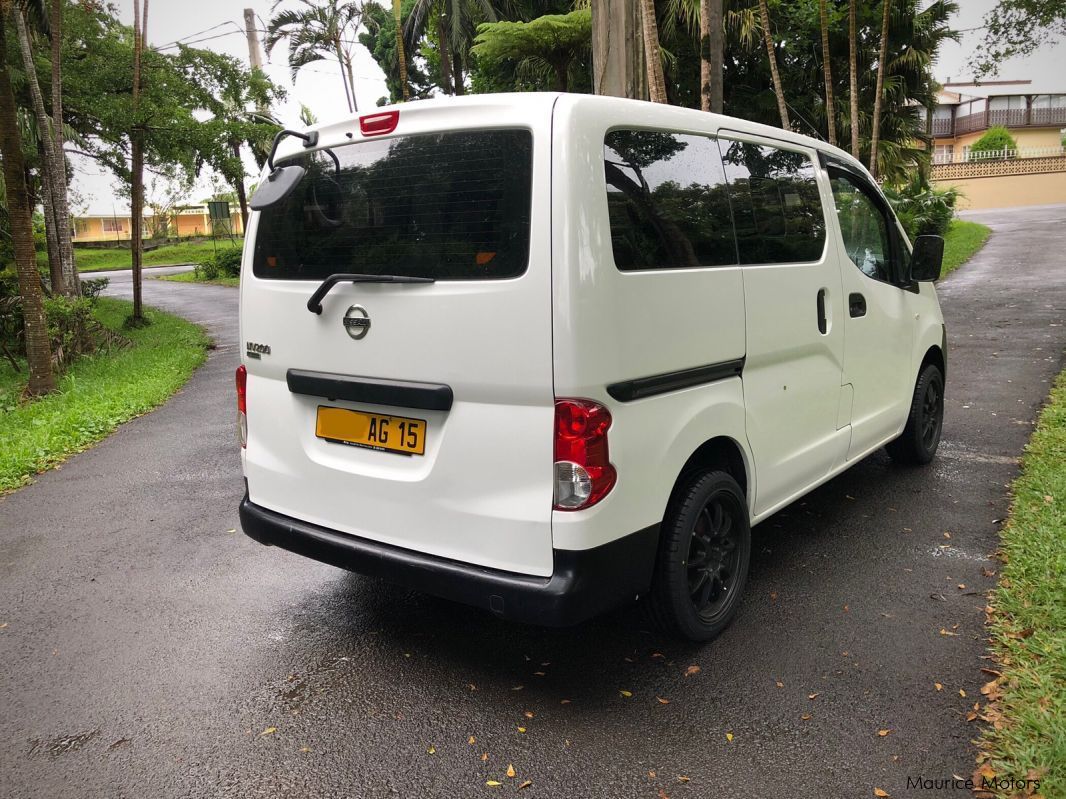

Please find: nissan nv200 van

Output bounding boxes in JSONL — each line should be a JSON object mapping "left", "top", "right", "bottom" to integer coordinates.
{"left": 237, "top": 93, "right": 947, "bottom": 641}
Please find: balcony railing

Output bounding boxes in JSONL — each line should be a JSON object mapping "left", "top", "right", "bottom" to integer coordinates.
{"left": 934, "top": 106, "right": 1066, "bottom": 138}
{"left": 933, "top": 146, "right": 1066, "bottom": 164}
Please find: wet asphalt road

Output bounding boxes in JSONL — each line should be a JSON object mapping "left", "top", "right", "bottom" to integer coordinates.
{"left": 1, "top": 206, "right": 1064, "bottom": 799}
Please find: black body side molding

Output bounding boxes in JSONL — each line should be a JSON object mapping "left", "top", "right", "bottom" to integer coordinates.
{"left": 287, "top": 369, "right": 453, "bottom": 411}
{"left": 607, "top": 358, "right": 745, "bottom": 402}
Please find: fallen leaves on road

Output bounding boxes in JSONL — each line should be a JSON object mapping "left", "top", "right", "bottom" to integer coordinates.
{"left": 935, "top": 683, "right": 944, "bottom": 691}
{"left": 801, "top": 714, "right": 812, "bottom": 721}
{"left": 517, "top": 726, "right": 527, "bottom": 733}
{"left": 485, "top": 780, "right": 502, "bottom": 788}
{"left": 874, "top": 789, "right": 890, "bottom": 797}
{"left": 775, "top": 680, "right": 784, "bottom": 688}
{"left": 511, "top": 685, "right": 524, "bottom": 691}
{"left": 299, "top": 746, "right": 311, "bottom": 753}
{"left": 427, "top": 745, "right": 436, "bottom": 755}
{"left": 560, "top": 699, "right": 572, "bottom": 704}
{"left": 518, "top": 780, "right": 532, "bottom": 791}
{"left": 506, "top": 764, "right": 516, "bottom": 778}
{"left": 619, "top": 690, "right": 633, "bottom": 698}
{"left": 677, "top": 776, "right": 690, "bottom": 783}
{"left": 939, "top": 628, "right": 959, "bottom": 637}
{"left": 481, "top": 753, "right": 489, "bottom": 761}
{"left": 260, "top": 727, "right": 277, "bottom": 737}
{"left": 808, "top": 693, "right": 820, "bottom": 700}
{"left": 523, "top": 711, "right": 534, "bottom": 719}
{"left": 469, "top": 736, "right": 476, "bottom": 745}
{"left": 656, "top": 697, "right": 670, "bottom": 705}
{"left": 959, "top": 689, "right": 967, "bottom": 698}
{"left": 684, "top": 665, "right": 701, "bottom": 677}
{"left": 877, "top": 729, "right": 891, "bottom": 737}
{"left": 725, "top": 732, "right": 734, "bottom": 742}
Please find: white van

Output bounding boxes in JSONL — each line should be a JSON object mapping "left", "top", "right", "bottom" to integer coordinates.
{"left": 237, "top": 93, "right": 947, "bottom": 641}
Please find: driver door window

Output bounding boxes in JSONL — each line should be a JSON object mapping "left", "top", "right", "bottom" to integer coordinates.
{"left": 828, "top": 171, "right": 894, "bottom": 283}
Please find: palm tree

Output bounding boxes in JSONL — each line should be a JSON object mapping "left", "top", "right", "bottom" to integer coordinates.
{"left": 404, "top": 0, "right": 499, "bottom": 96}
{"left": 757, "top": 0, "right": 788, "bottom": 128}
{"left": 0, "top": 3, "right": 54, "bottom": 394}
{"left": 639, "top": 0, "right": 667, "bottom": 102}
{"left": 869, "top": 0, "right": 891, "bottom": 177}
{"left": 266, "top": 0, "right": 365, "bottom": 113}
{"left": 819, "top": 0, "right": 836, "bottom": 146}
{"left": 129, "top": 0, "right": 147, "bottom": 322}
{"left": 848, "top": 0, "right": 860, "bottom": 158}
{"left": 700, "top": 0, "right": 723, "bottom": 113}
{"left": 49, "top": 0, "right": 75, "bottom": 294}
{"left": 393, "top": 0, "right": 409, "bottom": 100}
{"left": 12, "top": 0, "right": 77, "bottom": 296}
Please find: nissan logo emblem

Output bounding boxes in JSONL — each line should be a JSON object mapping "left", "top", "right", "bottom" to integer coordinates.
{"left": 343, "top": 305, "right": 371, "bottom": 340}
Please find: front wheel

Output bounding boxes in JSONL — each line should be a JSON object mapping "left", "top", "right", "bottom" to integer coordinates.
{"left": 886, "top": 363, "right": 944, "bottom": 465}
{"left": 648, "top": 470, "right": 751, "bottom": 642}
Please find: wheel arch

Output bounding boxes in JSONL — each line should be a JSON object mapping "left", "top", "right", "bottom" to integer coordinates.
{"left": 670, "top": 436, "right": 751, "bottom": 511}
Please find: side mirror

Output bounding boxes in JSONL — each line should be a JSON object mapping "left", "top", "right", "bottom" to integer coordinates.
{"left": 249, "top": 165, "right": 306, "bottom": 210}
{"left": 909, "top": 234, "right": 944, "bottom": 282}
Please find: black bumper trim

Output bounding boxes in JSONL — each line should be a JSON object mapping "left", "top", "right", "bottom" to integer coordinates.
{"left": 239, "top": 496, "right": 658, "bottom": 626}
{"left": 287, "top": 369, "right": 453, "bottom": 412}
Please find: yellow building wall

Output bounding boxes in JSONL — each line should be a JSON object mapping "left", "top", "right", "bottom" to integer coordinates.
{"left": 73, "top": 217, "right": 131, "bottom": 243}
{"left": 937, "top": 171, "right": 1066, "bottom": 210}
{"left": 946, "top": 127, "right": 1064, "bottom": 150}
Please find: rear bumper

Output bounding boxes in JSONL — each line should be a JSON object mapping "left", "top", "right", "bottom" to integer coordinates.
{"left": 239, "top": 495, "right": 658, "bottom": 626}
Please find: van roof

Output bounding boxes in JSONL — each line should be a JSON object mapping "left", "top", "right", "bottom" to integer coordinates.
{"left": 279, "top": 92, "right": 869, "bottom": 181}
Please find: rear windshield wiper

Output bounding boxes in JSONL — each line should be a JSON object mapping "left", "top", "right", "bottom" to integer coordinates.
{"left": 307, "top": 273, "right": 435, "bottom": 314}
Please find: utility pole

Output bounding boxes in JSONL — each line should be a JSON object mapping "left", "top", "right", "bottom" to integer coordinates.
{"left": 243, "top": 9, "right": 263, "bottom": 71}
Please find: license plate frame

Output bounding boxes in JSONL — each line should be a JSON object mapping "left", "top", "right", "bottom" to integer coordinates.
{"left": 315, "top": 406, "right": 427, "bottom": 456}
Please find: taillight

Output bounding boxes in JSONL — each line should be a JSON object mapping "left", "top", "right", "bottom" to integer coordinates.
{"left": 360, "top": 110, "right": 399, "bottom": 136}
{"left": 553, "top": 399, "right": 616, "bottom": 511}
{"left": 236, "top": 365, "right": 247, "bottom": 448}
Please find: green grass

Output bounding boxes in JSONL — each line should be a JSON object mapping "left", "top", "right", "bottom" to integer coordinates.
{"left": 979, "top": 367, "right": 1066, "bottom": 797}
{"left": 34, "top": 239, "right": 243, "bottom": 273}
{"left": 0, "top": 297, "right": 210, "bottom": 493}
{"left": 152, "top": 270, "right": 239, "bottom": 288}
{"left": 941, "top": 219, "right": 992, "bottom": 278}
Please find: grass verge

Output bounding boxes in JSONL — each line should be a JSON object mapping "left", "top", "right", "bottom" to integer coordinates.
{"left": 977, "top": 367, "right": 1066, "bottom": 797}
{"left": 37, "top": 240, "right": 243, "bottom": 273}
{"left": 152, "top": 270, "right": 239, "bottom": 288}
{"left": 0, "top": 297, "right": 210, "bottom": 494}
{"left": 941, "top": 219, "right": 992, "bottom": 278}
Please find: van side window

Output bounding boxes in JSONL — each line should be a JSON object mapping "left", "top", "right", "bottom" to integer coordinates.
{"left": 718, "top": 139, "right": 826, "bottom": 265}
{"left": 827, "top": 169, "right": 893, "bottom": 283}
{"left": 603, "top": 131, "right": 736, "bottom": 270}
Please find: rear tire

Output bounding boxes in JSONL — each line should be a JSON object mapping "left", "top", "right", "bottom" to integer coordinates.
{"left": 649, "top": 470, "right": 751, "bottom": 642}
{"left": 886, "top": 363, "right": 944, "bottom": 465}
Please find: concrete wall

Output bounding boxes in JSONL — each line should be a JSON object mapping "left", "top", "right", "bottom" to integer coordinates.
{"left": 73, "top": 212, "right": 244, "bottom": 243}
{"left": 937, "top": 171, "right": 1066, "bottom": 210}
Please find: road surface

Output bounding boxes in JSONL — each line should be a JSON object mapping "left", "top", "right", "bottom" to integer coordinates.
{"left": 1, "top": 206, "right": 1063, "bottom": 798}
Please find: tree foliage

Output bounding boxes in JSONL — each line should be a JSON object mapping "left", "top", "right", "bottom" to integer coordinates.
{"left": 472, "top": 9, "right": 591, "bottom": 92}
{"left": 971, "top": 0, "right": 1066, "bottom": 77}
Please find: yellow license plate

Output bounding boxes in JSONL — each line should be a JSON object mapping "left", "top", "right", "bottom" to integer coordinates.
{"left": 316, "top": 406, "right": 427, "bottom": 455}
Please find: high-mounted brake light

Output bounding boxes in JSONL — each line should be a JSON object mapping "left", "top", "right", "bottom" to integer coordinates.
{"left": 553, "top": 399, "right": 616, "bottom": 511}
{"left": 360, "top": 110, "right": 399, "bottom": 136}
{"left": 236, "top": 365, "right": 247, "bottom": 448}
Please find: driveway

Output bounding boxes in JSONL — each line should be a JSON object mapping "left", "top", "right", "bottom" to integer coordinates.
{"left": 1, "top": 206, "right": 1064, "bottom": 798}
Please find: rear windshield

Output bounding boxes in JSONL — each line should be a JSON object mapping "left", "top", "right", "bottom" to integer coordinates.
{"left": 252, "top": 129, "right": 533, "bottom": 281}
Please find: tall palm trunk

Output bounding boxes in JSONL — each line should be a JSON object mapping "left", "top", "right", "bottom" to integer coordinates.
{"left": 819, "top": 0, "right": 837, "bottom": 146}
{"left": 869, "top": 0, "right": 891, "bottom": 177}
{"left": 344, "top": 55, "right": 359, "bottom": 112}
{"left": 700, "top": 0, "right": 723, "bottom": 113}
{"left": 13, "top": 8, "right": 69, "bottom": 295}
{"left": 50, "top": 0, "right": 76, "bottom": 294}
{"left": 437, "top": 14, "right": 454, "bottom": 94}
{"left": 757, "top": 0, "right": 789, "bottom": 128}
{"left": 848, "top": 0, "right": 860, "bottom": 158}
{"left": 452, "top": 49, "right": 464, "bottom": 95}
{"left": 35, "top": 148, "right": 64, "bottom": 293}
{"left": 130, "top": 0, "right": 147, "bottom": 322}
{"left": 0, "top": 11, "right": 54, "bottom": 395}
{"left": 639, "top": 0, "right": 667, "bottom": 103}
{"left": 334, "top": 35, "right": 354, "bottom": 111}
{"left": 393, "top": 0, "right": 410, "bottom": 101}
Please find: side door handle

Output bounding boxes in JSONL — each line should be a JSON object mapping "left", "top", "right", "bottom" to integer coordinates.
{"left": 816, "top": 288, "right": 827, "bottom": 334}
{"left": 849, "top": 293, "right": 867, "bottom": 318}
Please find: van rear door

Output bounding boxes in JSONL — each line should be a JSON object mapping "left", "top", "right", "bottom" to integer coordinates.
{"left": 239, "top": 100, "right": 556, "bottom": 577}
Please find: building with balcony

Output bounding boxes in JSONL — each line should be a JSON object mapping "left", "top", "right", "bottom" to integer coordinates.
{"left": 928, "top": 79, "right": 1066, "bottom": 209}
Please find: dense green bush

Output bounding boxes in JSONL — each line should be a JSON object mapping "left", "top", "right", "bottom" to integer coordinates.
{"left": 969, "top": 126, "right": 1017, "bottom": 158}
{"left": 194, "top": 247, "right": 242, "bottom": 280}
{"left": 884, "top": 174, "right": 959, "bottom": 240}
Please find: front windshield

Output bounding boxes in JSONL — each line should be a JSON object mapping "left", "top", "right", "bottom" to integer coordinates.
{"left": 252, "top": 129, "right": 533, "bottom": 281}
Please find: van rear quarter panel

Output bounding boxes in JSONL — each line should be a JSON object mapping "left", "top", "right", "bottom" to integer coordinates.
{"left": 550, "top": 97, "right": 750, "bottom": 552}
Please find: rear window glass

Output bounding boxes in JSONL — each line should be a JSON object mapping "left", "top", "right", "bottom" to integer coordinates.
{"left": 252, "top": 129, "right": 533, "bottom": 281}
{"left": 603, "top": 130, "right": 737, "bottom": 270}
{"left": 718, "top": 139, "right": 826, "bottom": 265}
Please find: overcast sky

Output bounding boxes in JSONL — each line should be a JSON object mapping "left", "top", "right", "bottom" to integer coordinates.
{"left": 73, "top": 0, "right": 1066, "bottom": 215}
